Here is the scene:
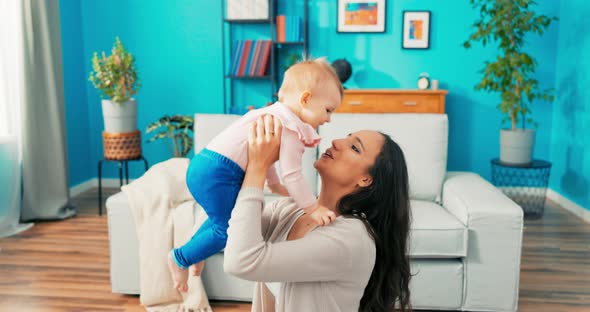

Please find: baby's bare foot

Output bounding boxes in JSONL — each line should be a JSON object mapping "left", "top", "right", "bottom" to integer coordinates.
{"left": 190, "top": 261, "right": 205, "bottom": 276}
{"left": 167, "top": 251, "right": 189, "bottom": 292}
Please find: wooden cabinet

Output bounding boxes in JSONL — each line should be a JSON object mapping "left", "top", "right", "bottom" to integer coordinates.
{"left": 337, "top": 89, "right": 448, "bottom": 114}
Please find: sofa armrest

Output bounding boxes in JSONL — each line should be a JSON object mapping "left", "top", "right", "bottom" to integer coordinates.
{"left": 442, "top": 172, "right": 523, "bottom": 312}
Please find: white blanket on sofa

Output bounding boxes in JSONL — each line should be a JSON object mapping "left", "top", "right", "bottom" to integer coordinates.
{"left": 122, "top": 157, "right": 211, "bottom": 311}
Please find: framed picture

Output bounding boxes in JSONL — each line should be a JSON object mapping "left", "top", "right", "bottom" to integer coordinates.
{"left": 337, "top": 0, "right": 386, "bottom": 33}
{"left": 402, "top": 11, "right": 431, "bottom": 49}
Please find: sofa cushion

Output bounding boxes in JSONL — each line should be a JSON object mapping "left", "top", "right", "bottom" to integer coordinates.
{"left": 106, "top": 192, "right": 140, "bottom": 294}
{"left": 318, "top": 113, "right": 448, "bottom": 202}
{"left": 410, "top": 200, "right": 467, "bottom": 258}
{"left": 194, "top": 114, "right": 318, "bottom": 195}
{"left": 410, "top": 259, "right": 464, "bottom": 310}
{"left": 194, "top": 114, "right": 241, "bottom": 154}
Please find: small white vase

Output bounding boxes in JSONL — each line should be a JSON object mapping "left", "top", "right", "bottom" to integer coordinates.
{"left": 102, "top": 99, "right": 137, "bottom": 133}
{"left": 500, "top": 129, "right": 536, "bottom": 165}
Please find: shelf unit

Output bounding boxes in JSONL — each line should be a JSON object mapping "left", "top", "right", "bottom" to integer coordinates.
{"left": 221, "top": 0, "right": 309, "bottom": 114}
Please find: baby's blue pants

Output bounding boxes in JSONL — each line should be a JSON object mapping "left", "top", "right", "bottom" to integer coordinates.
{"left": 172, "top": 148, "right": 244, "bottom": 269}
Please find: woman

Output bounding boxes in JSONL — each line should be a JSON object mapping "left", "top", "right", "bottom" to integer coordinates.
{"left": 224, "top": 115, "right": 411, "bottom": 312}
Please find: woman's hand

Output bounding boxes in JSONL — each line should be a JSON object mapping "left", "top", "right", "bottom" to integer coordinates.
{"left": 248, "top": 114, "right": 282, "bottom": 172}
{"left": 242, "top": 115, "right": 282, "bottom": 189}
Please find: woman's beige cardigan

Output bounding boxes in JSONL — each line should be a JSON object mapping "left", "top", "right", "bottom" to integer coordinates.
{"left": 224, "top": 188, "right": 376, "bottom": 312}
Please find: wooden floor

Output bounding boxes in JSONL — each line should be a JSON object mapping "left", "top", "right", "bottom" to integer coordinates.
{"left": 519, "top": 198, "right": 590, "bottom": 312}
{"left": 0, "top": 188, "right": 589, "bottom": 311}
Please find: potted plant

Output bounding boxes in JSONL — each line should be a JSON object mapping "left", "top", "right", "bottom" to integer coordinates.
{"left": 146, "top": 115, "right": 194, "bottom": 157}
{"left": 464, "top": 0, "right": 556, "bottom": 165}
{"left": 89, "top": 37, "right": 141, "bottom": 133}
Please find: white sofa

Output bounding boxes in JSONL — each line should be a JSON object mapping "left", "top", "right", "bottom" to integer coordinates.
{"left": 107, "top": 113, "right": 523, "bottom": 311}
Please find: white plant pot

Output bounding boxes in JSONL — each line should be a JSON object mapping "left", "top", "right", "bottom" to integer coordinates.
{"left": 102, "top": 99, "right": 137, "bottom": 133}
{"left": 500, "top": 129, "right": 535, "bottom": 165}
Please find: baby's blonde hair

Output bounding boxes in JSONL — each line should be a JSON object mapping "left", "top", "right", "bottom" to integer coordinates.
{"left": 277, "top": 57, "right": 343, "bottom": 102}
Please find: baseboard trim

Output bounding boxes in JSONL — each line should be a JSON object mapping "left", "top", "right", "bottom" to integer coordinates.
{"left": 70, "top": 179, "right": 96, "bottom": 197}
{"left": 70, "top": 178, "right": 133, "bottom": 197}
{"left": 547, "top": 188, "right": 590, "bottom": 224}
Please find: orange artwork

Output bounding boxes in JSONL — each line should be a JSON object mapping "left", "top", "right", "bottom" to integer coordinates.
{"left": 409, "top": 20, "right": 424, "bottom": 39}
{"left": 344, "top": 3, "right": 378, "bottom": 26}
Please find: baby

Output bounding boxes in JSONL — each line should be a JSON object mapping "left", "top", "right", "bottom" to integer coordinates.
{"left": 168, "top": 58, "right": 343, "bottom": 292}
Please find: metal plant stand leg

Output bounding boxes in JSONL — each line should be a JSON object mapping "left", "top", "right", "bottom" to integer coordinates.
{"left": 118, "top": 162, "right": 123, "bottom": 186}
{"left": 125, "top": 161, "right": 129, "bottom": 184}
{"left": 142, "top": 156, "right": 149, "bottom": 172}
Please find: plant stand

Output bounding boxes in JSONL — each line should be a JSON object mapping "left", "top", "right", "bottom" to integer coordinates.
{"left": 490, "top": 158, "right": 552, "bottom": 219}
{"left": 98, "top": 131, "right": 148, "bottom": 216}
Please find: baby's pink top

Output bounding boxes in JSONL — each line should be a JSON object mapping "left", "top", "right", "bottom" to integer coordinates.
{"left": 206, "top": 102, "right": 320, "bottom": 209}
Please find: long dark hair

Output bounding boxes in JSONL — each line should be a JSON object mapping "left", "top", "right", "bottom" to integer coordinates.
{"left": 337, "top": 133, "right": 411, "bottom": 312}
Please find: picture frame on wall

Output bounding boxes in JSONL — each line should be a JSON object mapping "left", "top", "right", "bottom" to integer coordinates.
{"left": 337, "top": 0, "right": 386, "bottom": 33}
{"left": 402, "top": 11, "right": 431, "bottom": 49}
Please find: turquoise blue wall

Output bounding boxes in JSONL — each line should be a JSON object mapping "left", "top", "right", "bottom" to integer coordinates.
{"left": 60, "top": 1, "right": 561, "bottom": 187}
{"left": 308, "top": 0, "right": 560, "bottom": 178}
{"left": 76, "top": 0, "right": 224, "bottom": 181}
{"left": 550, "top": 0, "right": 590, "bottom": 209}
{"left": 59, "top": 0, "right": 92, "bottom": 186}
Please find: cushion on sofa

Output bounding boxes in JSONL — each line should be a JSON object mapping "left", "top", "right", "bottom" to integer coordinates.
{"left": 318, "top": 113, "right": 448, "bottom": 202}
{"left": 409, "top": 200, "right": 467, "bottom": 258}
{"left": 194, "top": 114, "right": 241, "bottom": 154}
{"left": 410, "top": 259, "right": 464, "bottom": 310}
{"left": 106, "top": 192, "right": 141, "bottom": 294}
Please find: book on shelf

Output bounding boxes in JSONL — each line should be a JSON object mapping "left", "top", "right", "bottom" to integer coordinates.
{"left": 237, "top": 40, "right": 252, "bottom": 76}
{"left": 229, "top": 40, "right": 242, "bottom": 76}
{"left": 275, "top": 15, "right": 301, "bottom": 43}
{"left": 228, "top": 40, "right": 272, "bottom": 77}
{"left": 258, "top": 41, "right": 271, "bottom": 76}
{"left": 247, "top": 41, "right": 260, "bottom": 76}
{"left": 226, "top": 0, "right": 269, "bottom": 20}
{"left": 276, "top": 15, "right": 286, "bottom": 42}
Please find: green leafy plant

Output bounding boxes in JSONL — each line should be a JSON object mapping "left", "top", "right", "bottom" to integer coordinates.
{"left": 146, "top": 115, "right": 194, "bottom": 157}
{"left": 89, "top": 37, "right": 141, "bottom": 103}
{"left": 463, "top": 0, "right": 557, "bottom": 130}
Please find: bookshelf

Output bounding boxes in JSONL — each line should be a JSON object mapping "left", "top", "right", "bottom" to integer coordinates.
{"left": 221, "top": 0, "right": 309, "bottom": 114}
